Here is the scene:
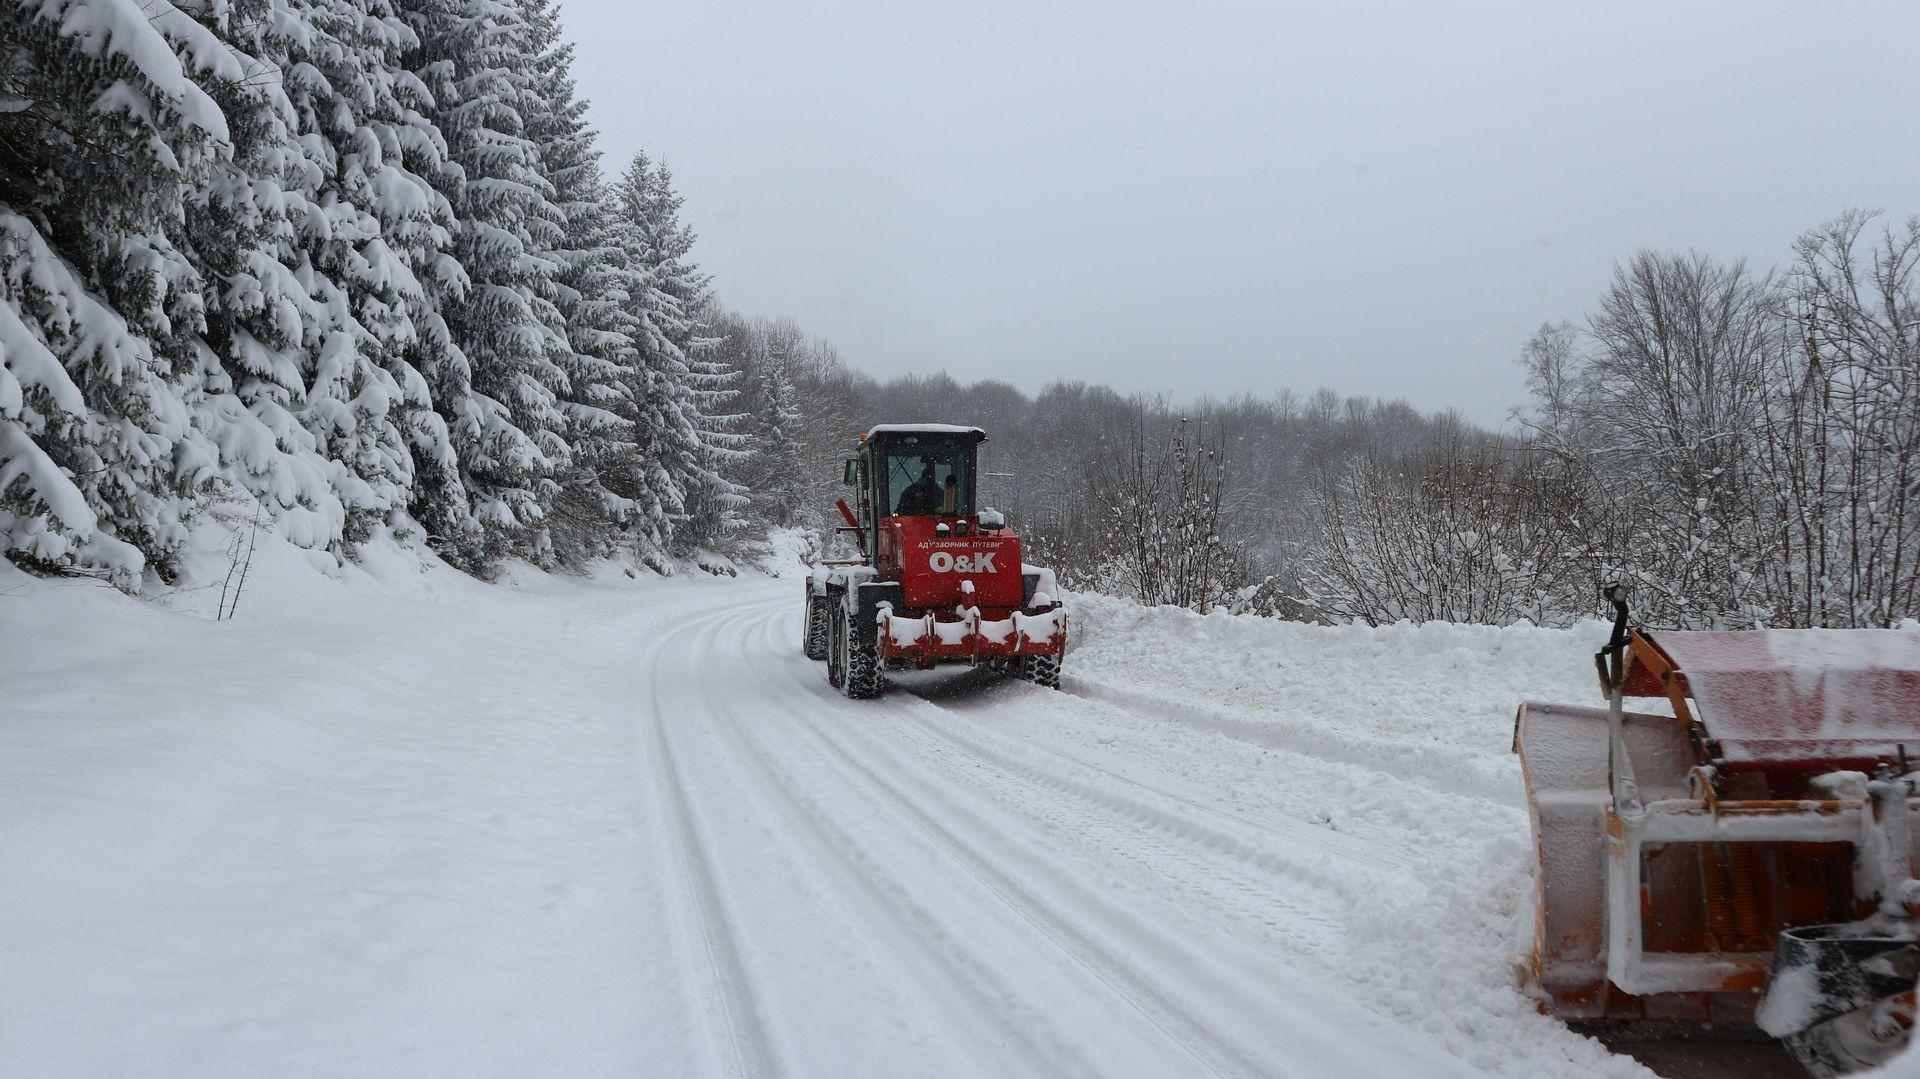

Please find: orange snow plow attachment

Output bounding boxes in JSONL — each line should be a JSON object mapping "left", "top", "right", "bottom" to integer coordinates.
{"left": 1514, "top": 588, "right": 1920, "bottom": 1073}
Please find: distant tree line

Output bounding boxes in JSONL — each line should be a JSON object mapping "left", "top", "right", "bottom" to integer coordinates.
{"left": 709, "top": 320, "right": 1478, "bottom": 613}
{"left": 1297, "top": 214, "right": 1920, "bottom": 628}
{"left": 718, "top": 213, "right": 1920, "bottom": 630}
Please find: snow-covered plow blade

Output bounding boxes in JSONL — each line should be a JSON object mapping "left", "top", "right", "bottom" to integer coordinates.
{"left": 876, "top": 605, "right": 1066, "bottom": 667}
{"left": 1514, "top": 589, "right": 1920, "bottom": 1074}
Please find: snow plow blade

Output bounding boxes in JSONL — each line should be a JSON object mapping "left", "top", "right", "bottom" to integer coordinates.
{"left": 1514, "top": 588, "right": 1920, "bottom": 1071}
{"left": 876, "top": 605, "right": 1066, "bottom": 667}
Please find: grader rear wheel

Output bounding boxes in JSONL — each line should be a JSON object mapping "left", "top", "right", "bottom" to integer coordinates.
{"left": 802, "top": 592, "right": 829, "bottom": 661}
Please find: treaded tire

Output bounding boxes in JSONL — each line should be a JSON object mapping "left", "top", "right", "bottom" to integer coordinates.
{"left": 826, "top": 595, "right": 846, "bottom": 689}
{"left": 1784, "top": 1004, "right": 1912, "bottom": 1077}
{"left": 840, "top": 603, "right": 882, "bottom": 700}
{"left": 803, "top": 592, "right": 829, "bottom": 661}
{"left": 1015, "top": 652, "right": 1063, "bottom": 689}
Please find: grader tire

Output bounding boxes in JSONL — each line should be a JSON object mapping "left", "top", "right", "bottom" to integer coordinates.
{"left": 803, "top": 593, "right": 829, "bottom": 661}
{"left": 840, "top": 603, "right": 882, "bottom": 700}
{"left": 1015, "top": 653, "right": 1063, "bottom": 690}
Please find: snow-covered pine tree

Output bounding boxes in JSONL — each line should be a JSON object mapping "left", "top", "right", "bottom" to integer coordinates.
{"left": 0, "top": 0, "right": 240, "bottom": 584}
{"left": 610, "top": 152, "right": 746, "bottom": 561}
{"left": 517, "top": 0, "right": 638, "bottom": 564}
{"left": 207, "top": 0, "right": 471, "bottom": 553}
{"left": 681, "top": 322, "right": 753, "bottom": 554}
{"left": 398, "top": 0, "right": 573, "bottom": 572}
{"left": 222, "top": 0, "right": 485, "bottom": 556}
{"left": 1, "top": 0, "right": 759, "bottom": 586}
{"left": 175, "top": 0, "right": 357, "bottom": 555}
{"left": 608, "top": 153, "right": 696, "bottom": 566}
{"left": 749, "top": 323, "right": 808, "bottom": 527}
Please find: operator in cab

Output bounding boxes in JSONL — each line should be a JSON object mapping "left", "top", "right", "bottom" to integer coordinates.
{"left": 896, "top": 461, "right": 943, "bottom": 515}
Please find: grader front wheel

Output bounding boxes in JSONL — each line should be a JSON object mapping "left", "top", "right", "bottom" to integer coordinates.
{"left": 1015, "top": 653, "right": 1062, "bottom": 689}
{"left": 840, "top": 603, "right": 882, "bottom": 700}
{"left": 825, "top": 598, "right": 846, "bottom": 690}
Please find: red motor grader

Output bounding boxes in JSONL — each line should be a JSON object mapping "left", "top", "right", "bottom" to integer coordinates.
{"left": 802, "top": 423, "right": 1067, "bottom": 699}
{"left": 1515, "top": 587, "right": 1920, "bottom": 1075}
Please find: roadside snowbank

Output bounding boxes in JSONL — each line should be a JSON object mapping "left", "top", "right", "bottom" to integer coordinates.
{"left": 1066, "top": 590, "right": 1606, "bottom": 808}
{"left": 1063, "top": 592, "right": 1643, "bottom": 1076}
{"left": 0, "top": 537, "right": 758, "bottom": 1076}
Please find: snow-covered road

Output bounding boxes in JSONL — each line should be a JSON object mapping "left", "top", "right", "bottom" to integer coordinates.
{"left": 3, "top": 553, "right": 1655, "bottom": 1077}
{"left": 640, "top": 591, "right": 1471, "bottom": 1078}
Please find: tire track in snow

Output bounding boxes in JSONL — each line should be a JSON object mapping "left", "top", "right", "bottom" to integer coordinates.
{"left": 756, "top": 607, "right": 1384, "bottom": 923}
{"left": 791, "top": 609, "right": 1428, "bottom": 873}
{"left": 919, "top": 686, "right": 1416, "bottom": 870}
{"left": 746, "top": 603, "right": 1269, "bottom": 1077}
{"left": 644, "top": 600, "right": 786, "bottom": 1079}
{"left": 748, "top": 591, "right": 1631, "bottom": 1079}
{"left": 779, "top": 724, "right": 1262, "bottom": 1076}
{"left": 757, "top": 602, "right": 1499, "bottom": 1079}
{"left": 893, "top": 696, "right": 1407, "bottom": 899}
{"left": 827, "top": 697, "right": 1368, "bottom": 978}
{"left": 749, "top": 608, "right": 1384, "bottom": 1079}
{"left": 759, "top": 604, "right": 1379, "bottom": 940}
{"left": 690, "top": 604, "right": 1091, "bottom": 1078}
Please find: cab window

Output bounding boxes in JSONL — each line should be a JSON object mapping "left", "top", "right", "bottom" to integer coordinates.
{"left": 879, "top": 437, "right": 974, "bottom": 517}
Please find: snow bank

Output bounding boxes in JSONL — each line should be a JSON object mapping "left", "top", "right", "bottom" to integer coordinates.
{"left": 1067, "top": 591, "right": 1605, "bottom": 802}
{"left": 0, "top": 532, "right": 748, "bottom": 1076}
{"left": 1062, "top": 592, "right": 1645, "bottom": 1076}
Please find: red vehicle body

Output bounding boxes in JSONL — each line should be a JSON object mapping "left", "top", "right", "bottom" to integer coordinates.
{"left": 803, "top": 424, "right": 1066, "bottom": 698}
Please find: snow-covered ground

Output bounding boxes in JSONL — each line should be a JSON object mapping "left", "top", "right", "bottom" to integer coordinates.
{"left": 5, "top": 540, "right": 1676, "bottom": 1077}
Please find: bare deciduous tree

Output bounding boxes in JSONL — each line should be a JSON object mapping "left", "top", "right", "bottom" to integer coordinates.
{"left": 1297, "top": 440, "right": 1594, "bottom": 626}
{"left": 1091, "top": 417, "right": 1251, "bottom": 610}
{"left": 1760, "top": 212, "right": 1920, "bottom": 626}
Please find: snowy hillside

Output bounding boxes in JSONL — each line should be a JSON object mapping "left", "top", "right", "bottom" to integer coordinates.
{"left": 0, "top": 540, "right": 1677, "bottom": 1078}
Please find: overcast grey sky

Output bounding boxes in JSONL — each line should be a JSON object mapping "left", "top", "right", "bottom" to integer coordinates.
{"left": 562, "top": 1, "right": 1920, "bottom": 425}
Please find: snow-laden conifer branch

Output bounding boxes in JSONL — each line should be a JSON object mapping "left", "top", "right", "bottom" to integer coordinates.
{"left": 1, "top": 0, "right": 762, "bottom": 584}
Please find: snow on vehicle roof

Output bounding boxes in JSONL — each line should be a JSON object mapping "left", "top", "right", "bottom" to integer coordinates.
{"left": 864, "top": 423, "right": 986, "bottom": 439}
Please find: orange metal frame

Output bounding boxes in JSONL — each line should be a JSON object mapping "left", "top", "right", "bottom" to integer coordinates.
{"left": 1523, "top": 628, "right": 1902, "bottom": 1025}
{"left": 1622, "top": 631, "right": 1695, "bottom": 725}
